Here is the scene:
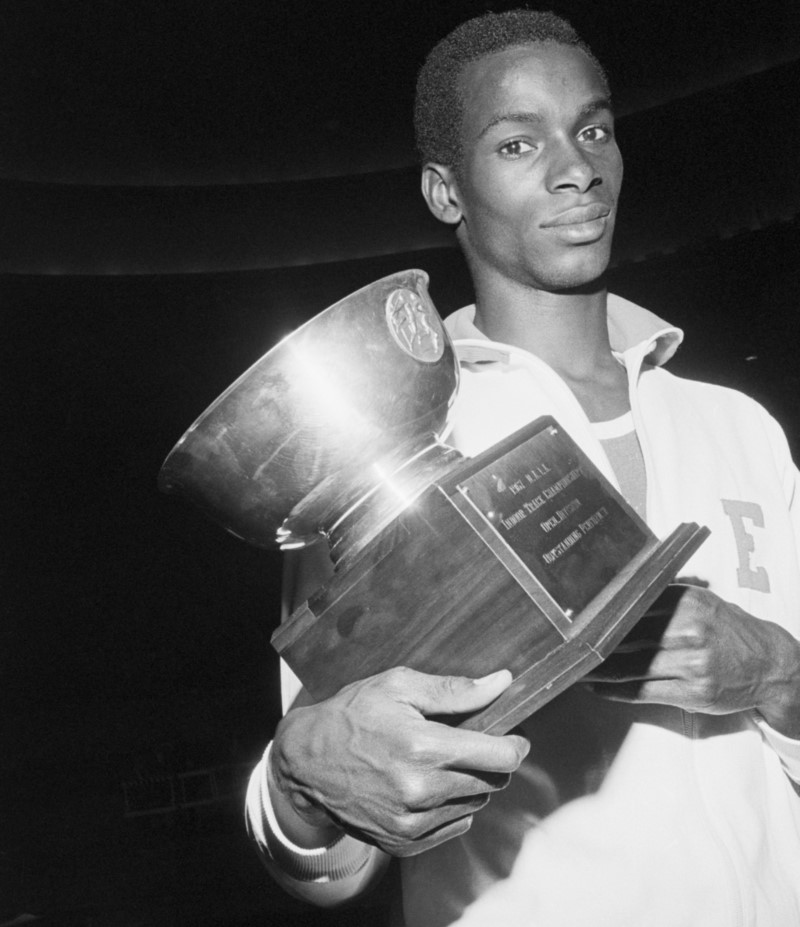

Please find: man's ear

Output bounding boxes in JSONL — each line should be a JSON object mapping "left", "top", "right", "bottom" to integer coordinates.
{"left": 420, "top": 163, "right": 463, "bottom": 226}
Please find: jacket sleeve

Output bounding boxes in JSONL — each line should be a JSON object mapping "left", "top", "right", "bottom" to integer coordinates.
{"left": 244, "top": 544, "right": 390, "bottom": 905}
{"left": 752, "top": 713, "right": 800, "bottom": 785}
{"left": 757, "top": 407, "right": 800, "bottom": 783}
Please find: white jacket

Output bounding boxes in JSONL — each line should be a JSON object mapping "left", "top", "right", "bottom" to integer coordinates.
{"left": 404, "top": 296, "right": 800, "bottom": 927}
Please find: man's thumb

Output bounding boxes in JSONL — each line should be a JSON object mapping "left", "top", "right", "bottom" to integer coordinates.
{"left": 407, "top": 668, "right": 514, "bottom": 716}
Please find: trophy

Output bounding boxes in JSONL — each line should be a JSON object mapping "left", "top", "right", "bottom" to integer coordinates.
{"left": 159, "top": 270, "right": 709, "bottom": 734}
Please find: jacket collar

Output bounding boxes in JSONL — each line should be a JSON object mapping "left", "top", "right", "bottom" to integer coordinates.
{"left": 444, "top": 293, "right": 683, "bottom": 368}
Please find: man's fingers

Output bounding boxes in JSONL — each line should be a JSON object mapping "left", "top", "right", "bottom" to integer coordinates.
{"left": 588, "top": 681, "right": 648, "bottom": 703}
{"left": 404, "top": 768, "right": 514, "bottom": 812}
{"left": 388, "top": 666, "right": 515, "bottom": 717}
{"left": 589, "top": 678, "right": 689, "bottom": 708}
{"left": 586, "top": 647, "right": 696, "bottom": 684}
{"left": 415, "top": 719, "right": 530, "bottom": 773}
{"left": 617, "top": 614, "right": 672, "bottom": 649}
{"left": 391, "top": 812, "right": 477, "bottom": 857}
{"left": 334, "top": 789, "right": 491, "bottom": 857}
{"left": 586, "top": 649, "right": 660, "bottom": 681}
{"left": 372, "top": 667, "right": 530, "bottom": 771}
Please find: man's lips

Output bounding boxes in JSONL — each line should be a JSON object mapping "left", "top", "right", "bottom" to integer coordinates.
{"left": 541, "top": 202, "right": 612, "bottom": 228}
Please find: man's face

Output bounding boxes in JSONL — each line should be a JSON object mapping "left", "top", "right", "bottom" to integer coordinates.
{"left": 451, "top": 42, "right": 623, "bottom": 292}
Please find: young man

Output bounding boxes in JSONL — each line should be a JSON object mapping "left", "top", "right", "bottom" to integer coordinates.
{"left": 246, "top": 11, "right": 800, "bottom": 926}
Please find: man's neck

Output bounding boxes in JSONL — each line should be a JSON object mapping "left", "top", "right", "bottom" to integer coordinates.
{"left": 473, "top": 276, "right": 612, "bottom": 374}
{"left": 471, "top": 278, "right": 630, "bottom": 422}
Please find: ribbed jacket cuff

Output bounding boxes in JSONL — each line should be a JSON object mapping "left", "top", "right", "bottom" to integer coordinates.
{"left": 752, "top": 710, "right": 800, "bottom": 784}
{"left": 246, "top": 743, "right": 376, "bottom": 882}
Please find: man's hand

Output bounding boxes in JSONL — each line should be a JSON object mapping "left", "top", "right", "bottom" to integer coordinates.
{"left": 269, "top": 666, "right": 530, "bottom": 857}
{"left": 586, "top": 584, "right": 800, "bottom": 737}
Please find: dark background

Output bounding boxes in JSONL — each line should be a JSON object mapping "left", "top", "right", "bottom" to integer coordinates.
{"left": 3, "top": 0, "right": 800, "bottom": 923}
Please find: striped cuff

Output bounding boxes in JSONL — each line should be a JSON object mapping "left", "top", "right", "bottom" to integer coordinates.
{"left": 246, "top": 743, "right": 376, "bottom": 882}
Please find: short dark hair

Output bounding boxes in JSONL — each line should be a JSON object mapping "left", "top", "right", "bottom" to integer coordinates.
{"left": 414, "top": 9, "right": 609, "bottom": 169}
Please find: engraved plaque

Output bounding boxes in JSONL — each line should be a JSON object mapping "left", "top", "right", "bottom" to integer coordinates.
{"left": 454, "top": 422, "right": 651, "bottom": 617}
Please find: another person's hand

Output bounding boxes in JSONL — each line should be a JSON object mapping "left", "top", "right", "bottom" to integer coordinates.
{"left": 586, "top": 584, "right": 800, "bottom": 737}
{"left": 269, "top": 666, "right": 530, "bottom": 857}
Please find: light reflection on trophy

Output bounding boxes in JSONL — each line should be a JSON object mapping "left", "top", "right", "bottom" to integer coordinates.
{"left": 159, "top": 270, "right": 708, "bottom": 734}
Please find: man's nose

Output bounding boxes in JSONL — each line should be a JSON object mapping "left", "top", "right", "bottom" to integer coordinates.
{"left": 546, "top": 138, "right": 600, "bottom": 194}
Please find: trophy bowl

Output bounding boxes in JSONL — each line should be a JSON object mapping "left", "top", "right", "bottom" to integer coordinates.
{"left": 158, "top": 270, "right": 460, "bottom": 557}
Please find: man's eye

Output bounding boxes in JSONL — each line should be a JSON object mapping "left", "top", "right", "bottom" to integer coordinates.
{"left": 498, "top": 139, "right": 534, "bottom": 159}
{"left": 579, "top": 124, "right": 612, "bottom": 144}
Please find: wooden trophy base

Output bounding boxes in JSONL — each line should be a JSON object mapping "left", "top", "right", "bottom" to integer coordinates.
{"left": 272, "top": 418, "right": 709, "bottom": 734}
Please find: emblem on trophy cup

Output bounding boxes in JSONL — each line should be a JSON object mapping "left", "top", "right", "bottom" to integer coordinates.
{"left": 385, "top": 286, "right": 444, "bottom": 363}
{"left": 159, "top": 270, "right": 708, "bottom": 733}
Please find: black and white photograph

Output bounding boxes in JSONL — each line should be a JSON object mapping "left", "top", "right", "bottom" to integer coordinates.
{"left": 4, "top": 2, "right": 800, "bottom": 925}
